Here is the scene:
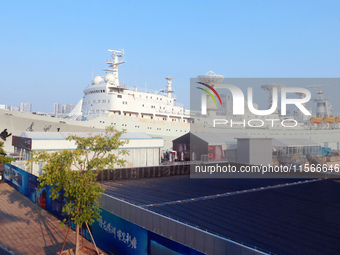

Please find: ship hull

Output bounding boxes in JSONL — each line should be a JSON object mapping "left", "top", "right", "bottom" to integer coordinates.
{"left": 0, "top": 109, "right": 189, "bottom": 152}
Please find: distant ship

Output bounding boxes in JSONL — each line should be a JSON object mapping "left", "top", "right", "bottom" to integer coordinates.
{"left": 191, "top": 75, "right": 340, "bottom": 151}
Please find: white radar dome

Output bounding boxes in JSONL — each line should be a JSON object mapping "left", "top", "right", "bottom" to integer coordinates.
{"left": 92, "top": 76, "right": 103, "bottom": 85}
{"left": 104, "top": 73, "right": 115, "bottom": 83}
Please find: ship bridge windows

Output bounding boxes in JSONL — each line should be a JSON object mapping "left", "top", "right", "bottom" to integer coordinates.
{"left": 85, "top": 89, "right": 106, "bottom": 95}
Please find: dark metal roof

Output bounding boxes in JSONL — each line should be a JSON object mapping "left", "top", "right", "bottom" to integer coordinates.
{"left": 102, "top": 176, "right": 340, "bottom": 255}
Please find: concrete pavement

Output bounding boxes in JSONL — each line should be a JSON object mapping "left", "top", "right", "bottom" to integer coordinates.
{"left": 0, "top": 183, "right": 105, "bottom": 255}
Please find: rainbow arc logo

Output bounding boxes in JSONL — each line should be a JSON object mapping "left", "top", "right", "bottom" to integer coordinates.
{"left": 196, "top": 82, "right": 223, "bottom": 107}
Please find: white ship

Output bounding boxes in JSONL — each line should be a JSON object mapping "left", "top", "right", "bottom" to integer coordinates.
{"left": 0, "top": 49, "right": 190, "bottom": 152}
{"left": 76, "top": 49, "right": 190, "bottom": 147}
{"left": 1, "top": 49, "right": 340, "bottom": 154}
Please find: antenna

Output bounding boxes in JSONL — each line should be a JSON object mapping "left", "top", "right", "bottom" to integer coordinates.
{"left": 197, "top": 71, "right": 224, "bottom": 87}
{"left": 307, "top": 85, "right": 336, "bottom": 99}
{"left": 102, "top": 49, "right": 126, "bottom": 87}
{"left": 261, "top": 84, "right": 285, "bottom": 108}
{"left": 165, "top": 76, "right": 174, "bottom": 98}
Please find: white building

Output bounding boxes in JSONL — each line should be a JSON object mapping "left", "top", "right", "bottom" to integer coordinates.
{"left": 12, "top": 131, "right": 164, "bottom": 176}
{"left": 10, "top": 105, "right": 20, "bottom": 112}
{"left": 62, "top": 104, "right": 75, "bottom": 114}
{"left": 54, "top": 103, "right": 62, "bottom": 115}
{"left": 20, "top": 102, "right": 32, "bottom": 113}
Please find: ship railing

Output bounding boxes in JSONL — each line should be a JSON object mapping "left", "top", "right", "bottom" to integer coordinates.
{"left": 122, "top": 85, "right": 161, "bottom": 95}
{"left": 173, "top": 102, "right": 183, "bottom": 107}
{"left": 118, "top": 85, "right": 183, "bottom": 100}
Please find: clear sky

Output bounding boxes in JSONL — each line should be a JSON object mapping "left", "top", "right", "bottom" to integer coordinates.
{"left": 1, "top": 0, "right": 339, "bottom": 112}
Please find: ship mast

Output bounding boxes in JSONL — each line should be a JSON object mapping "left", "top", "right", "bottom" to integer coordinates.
{"left": 307, "top": 85, "right": 336, "bottom": 117}
{"left": 102, "top": 49, "right": 126, "bottom": 87}
{"left": 165, "top": 76, "right": 174, "bottom": 98}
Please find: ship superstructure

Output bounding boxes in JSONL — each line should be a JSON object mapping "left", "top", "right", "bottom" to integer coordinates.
{"left": 81, "top": 50, "right": 190, "bottom": 122}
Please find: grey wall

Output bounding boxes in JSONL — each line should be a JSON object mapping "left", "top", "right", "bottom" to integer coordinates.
{"left": 237, "top": 138, "right": 272, "bottom": 165}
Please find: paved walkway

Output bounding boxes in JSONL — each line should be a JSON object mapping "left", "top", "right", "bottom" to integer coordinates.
{"left": 0, "top": 183, "right": 105, "bottom": 255}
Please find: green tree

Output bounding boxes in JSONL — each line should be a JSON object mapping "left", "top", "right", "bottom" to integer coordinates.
{"left": 0, "top": 141, "right": 14, "bottom": 164}
{"left": 28, "top": 126, "right": 128, "bottom": 254}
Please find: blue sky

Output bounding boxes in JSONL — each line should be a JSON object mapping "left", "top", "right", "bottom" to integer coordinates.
{"left": 1, "top": 0, "right": 339, "bottom": 112}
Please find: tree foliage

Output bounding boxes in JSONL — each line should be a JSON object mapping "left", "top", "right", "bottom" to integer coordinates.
{"left": 28, "top": 126, "right": 128, "bottom": 226}
{"left": 0, "top": 141, "right": 14, "bottom": 164}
